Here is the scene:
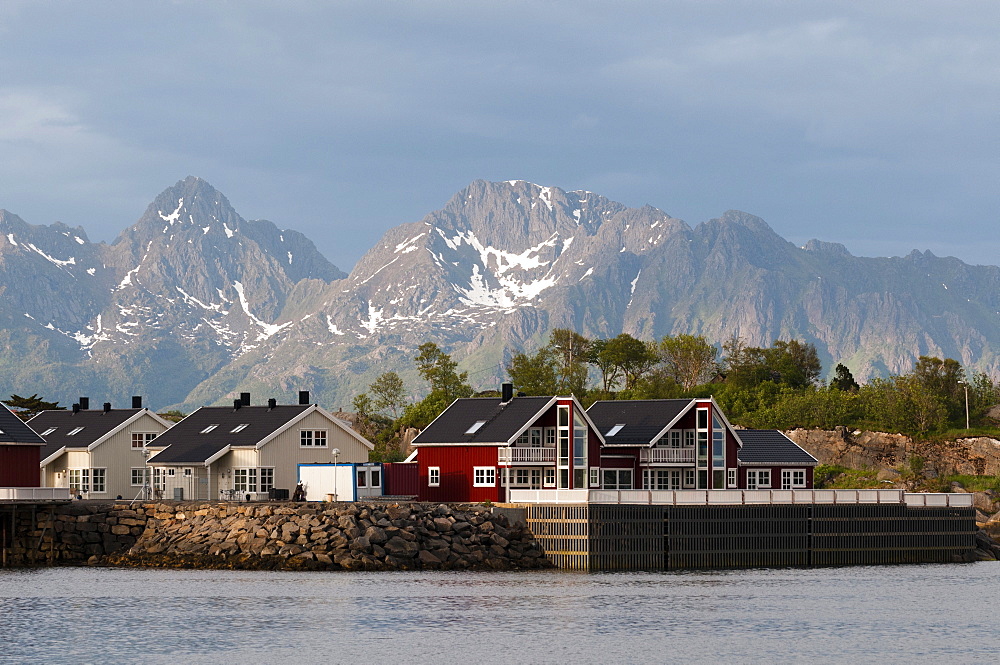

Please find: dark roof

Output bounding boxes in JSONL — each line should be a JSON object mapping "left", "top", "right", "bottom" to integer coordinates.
{"left": 586, "top": 399, "right": 692, "bottom": 445}
{"left": 30, "top": 408, "right": 145, "bottom": 459}
{"left": 736, "top": 429, "right": 819, "bottom": 465}
{"left": 412, "top": 396, "right": 553, "bottom": 445}
{"left": 0, "top": 403, "right": 46, "bottom": 446}
{"left": 149, "top": 404, "right": 312, "bottom": 464}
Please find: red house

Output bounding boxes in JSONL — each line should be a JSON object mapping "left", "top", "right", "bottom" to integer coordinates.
{"left": 411, "top": 390, "right": 604, "bottom": 503}
{"left": 0, "top": 403, "right": 46, "bottom": 487}
{"left": 587, "top": 398, "right": 741, "bottom": 490}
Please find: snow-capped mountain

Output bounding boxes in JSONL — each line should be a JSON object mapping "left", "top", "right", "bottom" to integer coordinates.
{"left": 3, "top": 177, "right": 1000, "bottom": 411}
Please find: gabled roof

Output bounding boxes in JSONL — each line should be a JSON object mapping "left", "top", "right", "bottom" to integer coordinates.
{"left": 586, "top": 399, "right": 693, "bottom": 446}
{"left": 0, "top": 403, "right": 45, "bottom": 446}
{"left": 412, "top": 395, "right": 604, "bottom": 446}
{"left": 30, "top": 408, "right": 168, "bottom": 461}
{"left": 736, "top": 429, "right": 819, "bottom": 466}
{"left": 148, "top": 403, "right": 373, "bottom": 465}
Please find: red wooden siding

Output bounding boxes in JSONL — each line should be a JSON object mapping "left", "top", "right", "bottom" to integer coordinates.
{"left": 0, "top": 446, "right": 42, "bottom": 487}
{"left": 382, "top": 462, "right": 419, "bottom": 496}
{"left": 418, "top": 446, "right": 501, "bottom": 503}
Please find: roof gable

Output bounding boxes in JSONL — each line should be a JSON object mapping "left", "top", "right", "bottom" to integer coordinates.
{"left": 587, "top": 399, "right": 693, "bottom": 446}
{"left": 30, "top": 408, "right": 164, "bottom": 459}
{"left": 0, "top": 403, "right": 45, "bottom": 446}
{"left": 736, "top": 429, "right": 819, "bottom": 466}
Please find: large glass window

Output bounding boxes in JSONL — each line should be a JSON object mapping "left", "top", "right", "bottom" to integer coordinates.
{"left": 260, "top": 468, "right": 274, "bottom": 492}
{"left": 781, "top": 469, "right": 806, "bottom": 489}
{"left": 132, "top": 432, "right": 158, "bottom": 448}
{"left": 602, "top": 469, "right": 633, "bottom": 490}
{"left": 644, "top": 469, "right": 681, "bottom": 490}
{"left": 747, "top": 469, "right": 771, "bottom": 489}
{"left": 234, "top": 468, "right": 258, "bottom": 492}
{"left": 131, "top": 468, "right": 146, "bottom": 486}
{"left": 91, "top": 469, "right": 106, "bottom": 493}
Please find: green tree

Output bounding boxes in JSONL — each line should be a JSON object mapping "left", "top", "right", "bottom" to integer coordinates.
{"left": 587, "top": 334, "right": 657, "bottom": 393}
{"left": 722, "top": 338, "right": 821, "bottom": 389}
{"left": 658, "top": 334, "right": 719, "bottom": 391}
{"left": 912, "top": 356, "right": 964, "bottom": 424}
{"left": 2, "top": 394, "right": 65, "bottom": 420}
{"left": 547, "top": 328, "right": 591, "bottom": 394}
{"left": 369, "top": 371, "right": 406, "bottom": 418}
{"left": 414, "top": 342, "right": 472, "bottom": 401}
{"left": 830, "top": 363, "right": 860, "bottom": 391}
{"left": 507, "top": 348, "right": 559, "bottom": 395}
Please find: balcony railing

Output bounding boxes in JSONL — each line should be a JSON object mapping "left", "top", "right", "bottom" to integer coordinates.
{"left": 498, "top": 447, "right": 557, "bottom": 464}
{"left": 639, "top": 448, "right": 696, "bottom": 464}
{"left": 505, "top": 489, "right": 975, "bottom": 507}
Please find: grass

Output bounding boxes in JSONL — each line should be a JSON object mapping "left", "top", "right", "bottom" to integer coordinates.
{"left": 945, "top": 475, "right": 1000, "bottom": 493}
{"left": 814, "top": 464, "right": 883, "bottom": 489}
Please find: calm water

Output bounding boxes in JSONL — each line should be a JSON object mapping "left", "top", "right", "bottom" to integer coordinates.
{"left": 1, "top": 563, "right": 998, "bottom": 664}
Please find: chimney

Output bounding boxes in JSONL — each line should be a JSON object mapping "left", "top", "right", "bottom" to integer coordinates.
{"left": 298, "top": 390, "right": 310, "bottom": 405}
{"left": 267, "top": 398, "right": 277, "bottom": 410}
{"left": 233, "top": 399, "right": 242, "bottom": 411}
{"left": 79, "top": 397, "right": 90, "bottom": 410}
{"left": 132, "top": 396, "right": 142, "bottom": 409}
{"left": 501, "top": 383, "right": 514, "bottom": 403}
{"left": 72, "top": 403, "right": 80, "bottom": 414}
{"left": 240, "top": 392, "right": 251, "bottom": 407}
{"left": 103, "top": 402, "right": 111, "bottom": 414}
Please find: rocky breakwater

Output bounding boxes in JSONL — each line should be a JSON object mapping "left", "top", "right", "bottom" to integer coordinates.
{"left": 103, "top": 502, "right": 551, "bottom": 571}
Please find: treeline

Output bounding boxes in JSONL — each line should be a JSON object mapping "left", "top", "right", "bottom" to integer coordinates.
{"left": 351, "top": 332, "right": 1000, "bottom": 459}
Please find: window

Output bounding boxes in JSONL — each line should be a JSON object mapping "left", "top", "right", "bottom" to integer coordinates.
{"left": 200, "top": 424, "right": 219, "bottom": 434}
{"left": 300, "top": 430, "right": 328, "bottom": 447}
{"left": 370, "top": 469, "right": 381, "bottom": 488}
{"left": 605, "top": 424, "right": 625, "bottom": 437}
{"left": 602, "top": 469, "right": 633, "bottom": 490}
{"left": 473, "top": 467, "right": 496, "bottom": 487}
{"left": 545, "top": 428, "right": 556, "bottom": 446}
{"left": 91, "top": 469, "right": 106, "bottom": 493}
{"left": 727, "top": 468, "right": 737, "bottom": 488}
{"left": 515, "top": 469, "right": 529, "bottom": 485}
{"left": 259, "top": 468, "right": 274, "bottom": 492}
{"left": 132, "top": 432, "right": 157, "bottom": 448}
{"left": 131, "top": 468, "right": 146, "bottom": 486}
{"left": 152, "top": 468, "right": 164, "bottom": 490}
{"left": 590, "top": 467, "right": 600, "bottom": 487}
{"left": 428, "top": 467, "right": 440, "bottom": 487}
{"left": 544, "top": 468, "right": 556, "bottom": 487}
{"left": 684, "top": 469, "right": 696, "bottom": 488}
{"left": 643, "top": 469, "right": 681, "bottom": 490}
{"left": 684, "top": 430, "right": 695, "bottom": 447}
{"left": 530, "top": 428, "right": 543, "bottom": 447}
{"left": 782, "top": 469, "right": 806, "bottom": 489}
{"left": 747, "top": 469, "right": 771, "bottom": 490}
{"left": 41, "top": 427, "right": 57, "bottom": 436}
{"left": 530, "top": 469, "right": 541, "bottom": 489}
{"left": 68, "top": 468, "right": 89, "bottom": 493}
{"left": 67, "top": 427, "right": 85, "bottom": 436}
{"left": 234, "top": 468, "right": 258, "bottom": 493}
{"left": 357, "top": 469, "right": 367, "bottom": 487}
{"left": 230, "top": 424, "right": 250, "bottom": 433}
{"left": 184, "top": 468, "right": 193, "bottom": 477}
{"left": 466, "top": 420, "right": 487, "bottom": 435}
{"left": 670, "top": 431, "right": 682, "bottom": 448}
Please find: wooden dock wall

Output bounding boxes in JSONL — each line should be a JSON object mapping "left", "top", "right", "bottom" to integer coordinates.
{"left": 523, "top": 503, "right": 976, "bottom": 570}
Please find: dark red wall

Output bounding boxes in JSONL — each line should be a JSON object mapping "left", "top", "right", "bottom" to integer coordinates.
{"left": 0, "top": 446, "right": 41, "bottom": 487}
{"left": 382, "top": 462, "right": 418, "bottom": 496}
{"left": 738, "top": 465, "right": 814, "bottom": 489}
{"left": 417, "top": 446, "right": 501, "bottom": 503}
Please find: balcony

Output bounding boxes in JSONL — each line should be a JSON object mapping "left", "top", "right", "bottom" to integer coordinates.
{"left": 498, "top": 447, "right": 557, "bottom": 464}
{"left": 639, "top": 447, "right": 696, "bottom": 465}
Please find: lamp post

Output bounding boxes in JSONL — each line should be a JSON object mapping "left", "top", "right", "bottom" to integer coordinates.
{"left": 331, "top": 447, "right": 341, "bottom": 501}
{"left": 957, "top": 380, "right": 970, "bottom": 430}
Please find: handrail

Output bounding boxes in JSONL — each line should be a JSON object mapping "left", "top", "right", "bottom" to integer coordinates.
{"left": 507, "top": 488, "right": 973, "bottom": 507}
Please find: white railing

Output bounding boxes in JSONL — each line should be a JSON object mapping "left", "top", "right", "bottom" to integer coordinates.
{"left": 507, "top": 488, "right": 973, "bottom": 507}
{"left": 507, "top": 489, "right": 589, "bottom": 504}
{"left": 0, "top": 487, "right": 72, "bottom": 501}
{"left": 639, "top": 448, "right": 696, "bottom": 464}
{"left": 498, "top": 447, "right": 557, "bottom": 464}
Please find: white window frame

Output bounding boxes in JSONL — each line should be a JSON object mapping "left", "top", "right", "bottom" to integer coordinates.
{"left": 473, "top": 466, "right": 496, "bottom": 487}
{"left": 602, "top": 468, "right": 633, "bottom": 490}
{"left": 747, "top": 469, "right": 772, "bottom": 490}
{"left": 590, "top": 467, "right": 600, "bottom": 487}
{"left": 514, "top": 469, "right": 530, "bottom": 486}
{"left": 230, "top": 424, "right": 250, "bottom": 433}
{"left": 727, "top": 468, "right": 737, "bottom": 488}
{"left": 781, "top": 469, "right": 807, "bottom": 489}
{"left": 67, "top": 427, "right": 85, "bottom": 436}
{"left": 132, "top": 432, "right": 157, "bottom": 448}
{"left": 369, "top": 468, "right": 381, "bottom": 489}
{"left": 41, "top": 427, "right": 57, "bottom": 436}
{"left": 428, "top": 467, "right": 440, "bottom": 487}
{"left": 300, "top": 429, "right": 328, "bottom": 447}
{"left": 91, "top": 468, "right": 106, "bottom": 493}
{"left": 200, "top": 424, "right": 219, "bottom": 434}
{"left": 259, "top": 468, "right": 275, "bottom": 492}
{"left": 131, "top": 468, "right": 146, "bottom": 486}
{"left": 683, "top": 468, "right": 696, "bottom": 488}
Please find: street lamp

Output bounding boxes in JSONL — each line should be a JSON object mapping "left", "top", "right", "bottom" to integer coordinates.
{"left": 957, "top": 380, "right": 970, "bottom": 430}
{"left": 331, "top": 447, "right": 341, "bottom": 501}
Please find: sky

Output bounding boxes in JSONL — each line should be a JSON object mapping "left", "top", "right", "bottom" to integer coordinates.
{"left": 1, "top": 1, "right": 998, "bottom": 272}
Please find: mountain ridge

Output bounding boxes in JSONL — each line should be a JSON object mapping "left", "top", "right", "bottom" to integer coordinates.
{"left": 2, "top": 177, "right": 998, "bottom": 411}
